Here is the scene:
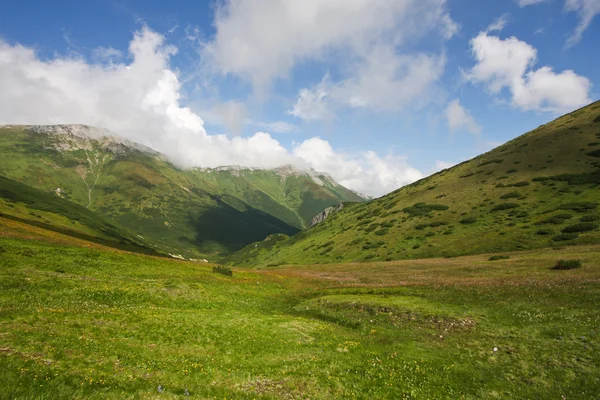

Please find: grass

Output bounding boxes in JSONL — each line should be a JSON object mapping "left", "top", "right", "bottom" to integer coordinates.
{"left": 0, "top": 176, "right": 156, "bottom": 254}
{"left": 2, "top": 230, "right": 600, "bottom": 399}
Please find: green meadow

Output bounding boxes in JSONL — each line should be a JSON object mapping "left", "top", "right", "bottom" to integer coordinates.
{"left": 1, "top": 222, "right": 599, "bottom": 398}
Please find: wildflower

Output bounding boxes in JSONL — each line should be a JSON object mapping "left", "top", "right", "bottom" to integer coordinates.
{"left": 493, "top": 347, "right": 498, "bottom": 352}
{"left": 158, "top": 385, "right": 164, "bottom": 393}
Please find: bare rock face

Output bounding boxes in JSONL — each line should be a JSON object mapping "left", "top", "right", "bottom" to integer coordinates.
{"left": 21, "top": 124, "right": 161, "bottom": 157}
{"left": 309, "top": 203, "right": 344, "bottom": 227}
{"left": 31, "top": 124, "right": 115, "bottom": 140}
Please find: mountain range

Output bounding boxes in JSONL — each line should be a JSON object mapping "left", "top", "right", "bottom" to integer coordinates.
{"left": 0, "top": 124, "right": 366, "bottom": 257}
{"left": 2, "top": 101, "right": 600, "bottom": 265}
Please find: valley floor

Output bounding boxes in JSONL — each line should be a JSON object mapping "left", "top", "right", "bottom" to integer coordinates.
{"left": 1, "top": 222, "right": 599, "bottom": 398}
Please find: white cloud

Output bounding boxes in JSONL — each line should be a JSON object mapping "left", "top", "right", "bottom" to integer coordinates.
{"left": 0, "top": 26, "right": 420, "bottom": 197}
{"left": 487, "top": 14, "right": 509, "bottom": 32}
{"left": 466, "top": 31, "right": 591, "bottom": 113}
{"left": 288, "top": 75, "right": 336, "bottom": 121}
{"left": 290, "top": 49, "right": 446, "bottom": 121}
{"left": 200, "top": 102, "right": 299, "bottom": 134}
{"left": 293, "top": 138, "right": 424, "bottom": 197}
{"left": 213, "top": 101, "right": 248, "bottom": 135}
{"left": 445, "top": 100, "right": 481, "bottom": 134}
{"left": 91, "top": 46, "right": 123, "bottom": 62}
{"left": 185, "top": 25, "right": 202, "bottom": 43}
{"left": 332, "top": 47, "right": 446, "bottom": 112}
{"left": 516, "top": 0, "right": 600, "bottom": 46}
{"left": 205, "top": 0, "right": 457, "bottom": 104}
{"left": 516, "top": 0, "right": 548, "bottom": 6}
{"left": 565, "top": 0, "right": 600, "bottom": 46}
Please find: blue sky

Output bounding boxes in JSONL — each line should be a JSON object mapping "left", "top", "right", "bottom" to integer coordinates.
{"left": 0, "top": 0, "right": 598, "bottom": 196}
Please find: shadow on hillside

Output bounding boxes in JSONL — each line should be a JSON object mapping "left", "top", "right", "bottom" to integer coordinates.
{"left": 190, "top": 196, "right": 299, "bottom": 254}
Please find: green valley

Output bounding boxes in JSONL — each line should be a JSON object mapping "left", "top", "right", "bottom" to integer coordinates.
{"left": 2, "top": 100, "right": 600, "bottom": 400}
{"left": 3, "top": 3, "right": 600, "bottom": 398}
{"left": 0, "top": 125, "right": 365, "bottom": 258}
{"left": 1, "top": 220, "right": 600, "bottom": 398}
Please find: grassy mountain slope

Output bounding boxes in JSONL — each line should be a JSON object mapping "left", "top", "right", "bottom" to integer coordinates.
{"left": 0, "top": 125, "right": 364, "bottom": 256}
{"left": 229, "top": 100, "right": 600, "bottom": 267}
{"left": 0, "top": 126, "right": 283, "bottom": 255}
{"left": 0, "top": 175, "right": 157, "bottom": 254}
{"left": 187, "top": 166, "right": 365, "bottom": 229}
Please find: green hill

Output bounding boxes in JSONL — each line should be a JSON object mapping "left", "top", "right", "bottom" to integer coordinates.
{"left": 187, "top": 165, "right": 365, "bottom": 229}
{"left": 228, "top": 100, "right": 600, "bottom": 267}
{"left": 0, "top": 125, "right": 364, "bottom": 257}
{"left": 0, "top": 175, "right": 157, "bottom": 254}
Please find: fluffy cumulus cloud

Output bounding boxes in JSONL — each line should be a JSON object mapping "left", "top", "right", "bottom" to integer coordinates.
{"left": 293, "top": 138, "right": 424, "bottom": 197}
{"left": 205, "top": 0, "right": 457, "bottom": 118}
{"left": 0, "top": 26, "right": 420, "bottom": 197}
{"left": 445, "top": 100, "right": 481, "bottom": 134}
{"left": 206, "top": 0, "right": 457, "bottom": 87}
{"left": 466, "top": 32, "right": 591, "bottom": 113}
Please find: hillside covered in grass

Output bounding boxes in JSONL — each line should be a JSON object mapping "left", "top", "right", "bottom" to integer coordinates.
{"left": 188, "top": 165, "right": 365, "bottom": 229}
{"left": 0, "top": 175, "right": 157, "bottom": 254}
{"left": 229, "top": 101, "right": 600, "bottom": 267}
{"left": 0, "top": 125, "right": 364, "bottom": 257}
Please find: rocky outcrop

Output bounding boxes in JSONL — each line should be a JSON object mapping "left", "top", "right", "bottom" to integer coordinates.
{"left": 309, "top": 203, "right": 344, "bottom": 227}
{"left": 196, "top": 164, "right": 341, "bottom": 187}
{"left": 21, "top": 124, "right": 162, "bottom": 157}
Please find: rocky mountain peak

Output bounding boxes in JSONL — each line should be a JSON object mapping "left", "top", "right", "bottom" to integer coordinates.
{"left": 31, "top": 124, "right": 117, "bottom": 140}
